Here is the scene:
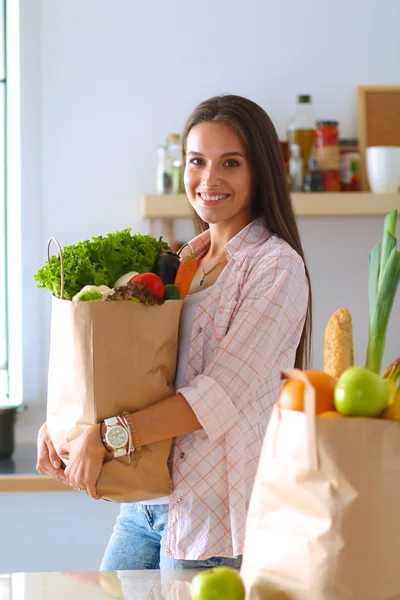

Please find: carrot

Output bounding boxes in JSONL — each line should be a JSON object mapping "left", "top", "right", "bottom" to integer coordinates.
{"left": 174, "top": 249, "right": 198, "bottom": 299}
{"left": 324, "top": 308, "right": 354, "bottom": 379}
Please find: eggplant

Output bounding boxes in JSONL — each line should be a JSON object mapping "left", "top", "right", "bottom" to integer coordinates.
{"left": 153, "top": 238, "right": 181, "bottom": 285}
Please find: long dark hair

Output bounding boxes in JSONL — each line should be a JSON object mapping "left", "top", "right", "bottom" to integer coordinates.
{"left": 181, "top": 94, "right": 312, "bottom": 369}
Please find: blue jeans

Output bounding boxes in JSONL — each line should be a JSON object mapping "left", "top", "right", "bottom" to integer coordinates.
{"left": 100, "top": 503, "right": 242, "bottom": 571}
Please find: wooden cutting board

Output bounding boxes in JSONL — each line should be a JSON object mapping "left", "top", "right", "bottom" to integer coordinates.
{"left": 357, "top": 85, "right": 400, "bottom": 190}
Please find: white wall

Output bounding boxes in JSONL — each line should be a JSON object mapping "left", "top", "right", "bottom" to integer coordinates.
{"left": 10, "top": 0, "right": 400, "bottom": 572}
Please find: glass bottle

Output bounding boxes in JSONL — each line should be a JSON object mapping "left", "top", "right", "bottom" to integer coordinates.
{"left": 156, "top": 145, "right": 172, "bottom": 194}
{"left": 287, "top": 94, "right": 316, "bottom": 177}
{"left": 289, "top": 144, "right": 304, "bottom": 192}
{"left": 304, "top": 158, "right": 324, "bottom": 192}
{"left": 167, "top": 133, "right": 184, "bottom": 194}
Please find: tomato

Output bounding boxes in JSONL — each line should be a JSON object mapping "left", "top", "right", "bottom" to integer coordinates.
{"left": 129, "top": 272, "right": 165, "bottom": 299}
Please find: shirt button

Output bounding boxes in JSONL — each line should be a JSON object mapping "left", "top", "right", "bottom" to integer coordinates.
{"left": 177, "top": 496, "right": 183, "bottom": 503}
{"left": 180, "top": 452, "right": 185, "bottom": 459}
{"left": 197, "top": 326, "right": 203, "bottom": 334}
{"left": 194, "top": 370, "right": 199, "bottom": 377}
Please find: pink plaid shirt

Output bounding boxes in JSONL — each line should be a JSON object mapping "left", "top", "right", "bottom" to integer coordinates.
{"left": 166, "top": 217, "right": 308, "bottom": 560}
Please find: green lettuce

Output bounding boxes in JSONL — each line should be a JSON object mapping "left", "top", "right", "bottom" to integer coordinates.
{"left": 34, "top": 229, "right": 169, "bottom": 299}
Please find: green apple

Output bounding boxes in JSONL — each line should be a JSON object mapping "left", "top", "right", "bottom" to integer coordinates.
{"left": 190, "top": 566, "right": 245, "bottom": 600}
{"left": 334, "top": 366, "right": 393, "bottom": 417}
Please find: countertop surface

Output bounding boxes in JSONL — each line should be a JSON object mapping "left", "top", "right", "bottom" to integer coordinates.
{"left": 0, "top": 570, "right": 203, "bottom": 600}
{"left": 0, "top": 444, "right": 38, "bottom": 475}
{"left": 0, "top": 445, "right": 73, "bottom": 492}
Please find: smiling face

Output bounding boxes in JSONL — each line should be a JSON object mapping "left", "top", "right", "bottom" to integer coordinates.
{"left": 184, "top": 121, "right": 255, "bottom": 233}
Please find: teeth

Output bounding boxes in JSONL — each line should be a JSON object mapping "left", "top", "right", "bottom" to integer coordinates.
{"left": 200, "top": 193, "right": 228, "bottom": 201}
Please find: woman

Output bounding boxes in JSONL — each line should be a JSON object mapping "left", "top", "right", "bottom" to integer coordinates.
{"left": 37, "top": 94, "right": 312, "bottom": 570}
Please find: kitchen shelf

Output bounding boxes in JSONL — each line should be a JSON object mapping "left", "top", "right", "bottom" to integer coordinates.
{"left": 142, "top": 192, "right": 400, "bottom": 218}
{"left": 141, "top": 192, "right": 400, "bottom": 246}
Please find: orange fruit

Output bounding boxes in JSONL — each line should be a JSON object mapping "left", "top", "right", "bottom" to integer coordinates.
{"left": 278, "top": 370, "right": 336, "bottom": 415}
{"left": 319, "top": 411, "right": 344, "bottom": 418}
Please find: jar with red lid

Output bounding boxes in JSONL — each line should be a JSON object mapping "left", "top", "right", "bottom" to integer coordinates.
{"left": 314, "top": 121, "right": 340, "bottom": 192}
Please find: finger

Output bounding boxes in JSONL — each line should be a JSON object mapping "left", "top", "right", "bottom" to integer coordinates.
{"left": 43, "top": 430, "right": 60, "bottom": 464}
{"left": 64, "top": 467, "right": 83, "bottom": 492}
{"left": 36, "top": 460, "right": 68, "bottom": 482}
{"left": 36, "top": 442, "right": 60, "bottom": 478}
{"left": 47, "top": 443, "right": 62, "bottom": 469}
{"left": 69, "top": 479, "right": 84, "bottom": 493}
{"left": 85, "top": 482, "right": 101, "bottom": 500}
{"left": 57, "top": 443, "right": 68, "bottom": 455}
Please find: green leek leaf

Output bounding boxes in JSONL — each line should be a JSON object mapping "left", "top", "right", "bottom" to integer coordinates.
{"left": 366, "top": 247, "right": 400, "bottom": 374}
{"left": 368, "top": 242, "right": 380, "bottom": 325}
{"left": 380, "top": 210, "right": 398, "bottom": 278}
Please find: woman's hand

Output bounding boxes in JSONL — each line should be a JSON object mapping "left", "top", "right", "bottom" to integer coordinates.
{"left": 58, "top": 425, "right": 108, "bottom": 500}
{"left": 36, "top": 423, "right": 68, "bottom": 485}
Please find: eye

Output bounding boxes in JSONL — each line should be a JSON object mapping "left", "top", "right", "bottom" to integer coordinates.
{"left": 189, "top": 157, "right": 204, "bottom": 166}
{"left": 225, "top": 159, "right": 240, "bottom": 167}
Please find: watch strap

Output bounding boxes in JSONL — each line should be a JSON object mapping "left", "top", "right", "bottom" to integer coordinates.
{"left": 100, "top": 422, "right": 111, "bottom": 453}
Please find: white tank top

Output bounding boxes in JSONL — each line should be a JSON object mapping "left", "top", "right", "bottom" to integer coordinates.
{"left": 174, "top": 285, "right": 211, "bottom": 391}
{"left": 140, "top": 285, "right": 212, "bottom": 506}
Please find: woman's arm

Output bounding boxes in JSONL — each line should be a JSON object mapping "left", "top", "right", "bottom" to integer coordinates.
{"left": 125, "top": 393, "right": 202, "bottom": 447}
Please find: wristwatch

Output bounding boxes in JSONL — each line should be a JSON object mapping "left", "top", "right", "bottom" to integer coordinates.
{"left": 103, "top": 416, "right": 129, "bottom": 457}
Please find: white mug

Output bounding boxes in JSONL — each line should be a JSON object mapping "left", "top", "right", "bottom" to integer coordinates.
{"left": 366, "top": 146, "right": 400, "bottom": 193}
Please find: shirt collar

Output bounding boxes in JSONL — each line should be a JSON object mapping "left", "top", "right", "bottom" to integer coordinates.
{"left": 181, "top": 217, "right": 271, "bottom": 265}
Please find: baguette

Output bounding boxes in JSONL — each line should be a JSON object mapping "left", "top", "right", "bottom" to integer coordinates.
{"left": 324, "top": 308, "right": 354, "bottom": 379}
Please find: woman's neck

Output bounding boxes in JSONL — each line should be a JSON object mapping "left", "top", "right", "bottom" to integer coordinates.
{"left": 206, "top": 217, "right": 252, "bottom": 258}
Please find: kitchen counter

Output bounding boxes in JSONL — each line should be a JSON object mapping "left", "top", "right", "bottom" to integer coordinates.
{"left": 0, "top": 570, "right": 203, "bottom": 600}
{"left": 0, "top": 445, "right": 72, "bottom": 492}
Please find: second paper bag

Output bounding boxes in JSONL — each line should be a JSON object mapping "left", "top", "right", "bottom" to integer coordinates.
{"left": 241, "top": 369, "right": 400, "bottom": 600}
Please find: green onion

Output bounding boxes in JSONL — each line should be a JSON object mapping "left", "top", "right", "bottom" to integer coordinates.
{"left": 366, "top": 209, "right": 400, "bottom": 374}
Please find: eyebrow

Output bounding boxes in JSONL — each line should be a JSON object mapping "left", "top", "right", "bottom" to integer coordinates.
{"left": 187, "top": 151, "right": 245, "bottom": 158}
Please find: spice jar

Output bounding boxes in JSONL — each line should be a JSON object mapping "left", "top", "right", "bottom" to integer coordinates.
{"left": 314, "top": 121, "right": 340, "bottom": 192}
{"left": 339, "top": 139, "right": 361, "bottom": 192}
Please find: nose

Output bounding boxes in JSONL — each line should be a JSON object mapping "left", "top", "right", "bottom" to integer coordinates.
{"left": 201, "top": 164, "right": 222, "bottom": 188}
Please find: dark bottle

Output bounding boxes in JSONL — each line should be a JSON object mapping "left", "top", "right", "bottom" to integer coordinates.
{"left": 304, "top": 159, "right": 324, "bottom": 192}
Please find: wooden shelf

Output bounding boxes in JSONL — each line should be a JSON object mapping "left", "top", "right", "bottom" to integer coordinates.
{"left": 142, "top": 192, "right": 400, "bottom": 219}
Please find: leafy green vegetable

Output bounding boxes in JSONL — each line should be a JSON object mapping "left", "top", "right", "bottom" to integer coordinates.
{"left": 73, "top": 289, "right": 103, "bottom": 302}
{"left": 366, "top": 210, "right": 400, "bottom": 374}
{"left": 34, "top": 230, "right": 170, "bottom": 299}
{"left": 107, "top": 282, "right": 164, "bottom": 306}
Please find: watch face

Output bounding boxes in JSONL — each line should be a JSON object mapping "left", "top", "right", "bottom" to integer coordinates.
{"left": 105, "top": 425, "right": 128, "bottom": 449}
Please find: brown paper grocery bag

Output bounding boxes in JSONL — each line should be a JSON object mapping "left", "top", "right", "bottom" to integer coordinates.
{"left": 241, "top": 369, "right": 400, "bottom": 600}
{"left": 44, "top": 236, "right": 182, "bottom": 502}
